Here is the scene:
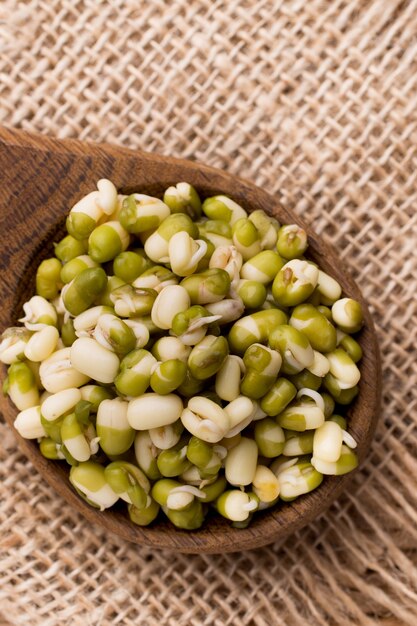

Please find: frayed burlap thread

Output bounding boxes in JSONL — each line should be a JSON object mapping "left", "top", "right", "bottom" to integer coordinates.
{"left": 0, "top": 1, "right": 416, "bottom": 624}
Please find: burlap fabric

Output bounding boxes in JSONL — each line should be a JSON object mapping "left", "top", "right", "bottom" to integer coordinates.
{"left": 0, "top": 1, "right": 416, "bottom": 624}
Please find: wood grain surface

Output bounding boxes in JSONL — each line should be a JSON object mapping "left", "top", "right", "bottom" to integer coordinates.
{"left": 0, "top": 126, "right": 381, "bottom": 554}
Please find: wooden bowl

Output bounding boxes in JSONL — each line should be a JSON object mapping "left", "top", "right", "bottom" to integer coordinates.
{"left": 0, "top": 127, "right": 381, "bottom": 554}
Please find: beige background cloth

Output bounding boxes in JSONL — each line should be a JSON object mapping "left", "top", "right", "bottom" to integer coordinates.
{"left": 0, "top": 1, "right": 416, "bottom": 624}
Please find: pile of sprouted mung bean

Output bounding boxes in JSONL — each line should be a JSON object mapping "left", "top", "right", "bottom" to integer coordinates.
{"left": 0, "top": 180, "right": 364, "bottom": 529}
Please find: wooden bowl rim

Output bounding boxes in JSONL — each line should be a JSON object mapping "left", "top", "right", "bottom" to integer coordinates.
{"left": 0, "top": 128, "right": 381, "bottom": 553}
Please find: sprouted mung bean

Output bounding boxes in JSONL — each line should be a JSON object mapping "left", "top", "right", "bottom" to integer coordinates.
{"left": 1, "top": 179, "right": 363, "bottom": 529}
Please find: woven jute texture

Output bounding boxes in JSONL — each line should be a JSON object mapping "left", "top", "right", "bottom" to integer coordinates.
{"left": 1, "top": 1, "right": 416, "bottom": 624}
